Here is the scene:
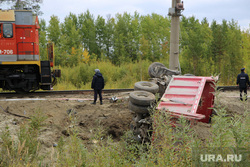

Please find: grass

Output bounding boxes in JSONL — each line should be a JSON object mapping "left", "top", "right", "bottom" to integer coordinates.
{"left": 53, "top": 60, "right": 152, "bottom": 91}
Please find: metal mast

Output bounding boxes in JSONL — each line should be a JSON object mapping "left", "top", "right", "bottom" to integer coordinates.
{"left": 169, "top": 0, "right": 184, "bottom": 71}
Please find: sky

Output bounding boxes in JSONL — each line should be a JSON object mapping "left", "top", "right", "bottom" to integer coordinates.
{"left": 1, "top": 0, "right": 250, "bottom": 30}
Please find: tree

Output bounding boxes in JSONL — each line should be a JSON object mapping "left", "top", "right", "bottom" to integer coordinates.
{"left": 0, "top": 0, "right": 43, "bottom": 15}
{"left": 210, "top": 20, "right": 228, "bottom": 74}
{"left": 180, "top": 16, "right": 212, "bottom": 75}
{"left": 139, "top": 35, "right": 150, "bottom": 60}
{"left": 38, "top": 19, "right": 47, "bottom": 60}
{"left": 241, "top": 26, "right": 250, "bottom": 71}
{"left": 47, "top": 15, "right": 61, "bottom": 46}
{"left": 199, "top": 17, "right": 213, "bottom": 75}
{"left": 103, "top": 15, "right": 115, "bottom": 61}
{"left": 95, "top": 15, "right": 106, "bottom": 57}
{"left": 60, "top": 16, "right": 81, "bottom": 52}
{"left": 112, "top": 13, "right": 129, "bottom": 65}
{"left": 222, "top": 20, "right": 243, "bottom": 85}
{"left": 127, "top": 12, "right": 141, "bottom": 62}
{"left": 59, "top": 17, "right": 81, "bottom": 66}
{"left": 140, "top": 15, "right": 155, "bottom": 61}
{"left": 78, "top": 10, "right": 98, "bottom": 56}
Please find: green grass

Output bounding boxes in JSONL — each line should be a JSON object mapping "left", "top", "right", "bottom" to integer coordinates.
{"left": 53, "top": 60, "right": 162, "bottom": 91}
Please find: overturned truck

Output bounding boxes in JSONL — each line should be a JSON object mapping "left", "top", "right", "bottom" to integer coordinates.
{"left": 129, "top": 62, "right": 217, "bottom": 143}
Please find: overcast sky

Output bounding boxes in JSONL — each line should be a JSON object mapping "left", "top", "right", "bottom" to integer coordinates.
{"left": 1, "top": 0, "right": 250, "bottom": 30}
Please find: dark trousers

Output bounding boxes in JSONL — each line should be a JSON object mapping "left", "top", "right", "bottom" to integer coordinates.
{"left": 94, "top": 89, "right": 102, "bottom": 102}
{"left": 240, "top": 87, "right": 247, "bottom": 101}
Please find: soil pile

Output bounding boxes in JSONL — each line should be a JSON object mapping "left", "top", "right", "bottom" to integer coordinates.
{"left": 0, "top": 91, "right": 133, "bottom": 152}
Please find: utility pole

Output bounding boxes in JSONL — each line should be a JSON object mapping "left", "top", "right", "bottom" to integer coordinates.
{"left": 169, "top": 0, "right": 184, "bottom": 71}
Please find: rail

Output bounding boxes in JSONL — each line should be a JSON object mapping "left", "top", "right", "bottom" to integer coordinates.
{"left": 0, "top": 86, "right": 240, "bottom": 98}
{"left": 0, "top": 89, "right": 134, "bottom": 98}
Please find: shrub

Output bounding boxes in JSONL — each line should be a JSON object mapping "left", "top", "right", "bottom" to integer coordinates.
{"left": 0, "top": 109, "right": 47, "bottom": 166}
{"left": 54, "top": 60, "right": 152, "bottom": 90}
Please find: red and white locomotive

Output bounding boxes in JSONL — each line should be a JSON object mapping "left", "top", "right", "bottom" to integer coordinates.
{"left": 0, "top": 7, "right": 60, "bottom": 93}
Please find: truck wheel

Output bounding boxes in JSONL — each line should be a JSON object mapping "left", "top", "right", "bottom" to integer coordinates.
{"left": 129, "top": 91, "right": 155, "bottom": 106}
{"left": 148, "top": 62, "right": 166, "bottom": 78}
{"left": 133, "top": 113, "right": 142, "bottom": 122}
{"left": 134, "top": 81, "right": 159, "bottom": 94}
{"left": 128, "top": 101, "right": 150, "bottom": 114}
{"left": 209, "top": 108, "right": 218, "bottom": 123}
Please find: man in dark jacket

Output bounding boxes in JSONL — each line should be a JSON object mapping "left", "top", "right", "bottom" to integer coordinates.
{"left": 237, "top": 68, "right": 249, "bottom": 101}
{"left": 91, "top": 69, "right": 105, "bottom": 104}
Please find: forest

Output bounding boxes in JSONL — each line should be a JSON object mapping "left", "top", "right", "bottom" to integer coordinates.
{"left": 38, "top": 10, "right": 250, "bottom": 89}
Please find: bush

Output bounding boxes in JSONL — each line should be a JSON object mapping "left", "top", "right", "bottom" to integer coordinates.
{"left": 54, "top": 60, "right": 151, "bottom": 90}
{"left": 0, "top": 109, "right": 47, "bottom": 166}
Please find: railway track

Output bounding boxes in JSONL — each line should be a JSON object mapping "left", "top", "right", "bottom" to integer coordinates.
{"left": 0, "top": 89, "right": 134, "bottom": 98}
{"left": 0, "top": 86, "right": 239, "bottom": 98}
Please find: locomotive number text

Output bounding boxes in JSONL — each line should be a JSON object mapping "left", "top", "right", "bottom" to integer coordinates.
{"left": 0, "top": 50, "right": 14, "bottom": 54}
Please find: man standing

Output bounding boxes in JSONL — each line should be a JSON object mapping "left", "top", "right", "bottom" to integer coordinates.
{"left": 91, "top": 69, "right": 105, "bottom": 105}
{"left": 237, "top": 68, "right": 249, "bottom": 101}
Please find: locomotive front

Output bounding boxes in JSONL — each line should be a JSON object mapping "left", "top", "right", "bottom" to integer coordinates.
{"left": 0, "top": 9, "right": 60, "bottom": 93}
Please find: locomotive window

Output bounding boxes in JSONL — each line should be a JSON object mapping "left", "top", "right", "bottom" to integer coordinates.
{"left": 3, "top": 24, "right": 13, "bottom": 38}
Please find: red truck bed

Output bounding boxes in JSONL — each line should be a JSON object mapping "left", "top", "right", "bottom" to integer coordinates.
{"left": 157, "top": 76, "right": 216, "bottom": 123}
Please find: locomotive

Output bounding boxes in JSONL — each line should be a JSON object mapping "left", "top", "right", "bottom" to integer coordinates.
{"left": 0, "top": 8, "right": 60, "bottom": 93}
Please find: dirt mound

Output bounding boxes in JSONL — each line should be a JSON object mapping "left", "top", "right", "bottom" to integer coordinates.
{"left": 0, "top": 92, "right": 133, "bottom": 150}
{"left": 217, "top": 91, "right": 249, "bottom": 115}
{"left": 192, "top": 90, "right": 249, "bottom": 142}
{"left": 192, "top": 122, "right": 211, "bottom": 142}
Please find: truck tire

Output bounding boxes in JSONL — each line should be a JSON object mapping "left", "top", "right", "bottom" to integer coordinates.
{"left": 129, "top": 91, "right": 155, "bottom": 106}
{"left": 148, "top": 62, "right": 181, "bottom": 78}
{"left": 148, "top": 62, "right": 166, "bottom": 78}
{"left": 134, "top": 81, "right": 159, "bottom": 94}
{"left": 133, "top": 113, "right": 142, "bottom": 123}
{"left": 128, "top": 101, "right": 150, "bottom": 114}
